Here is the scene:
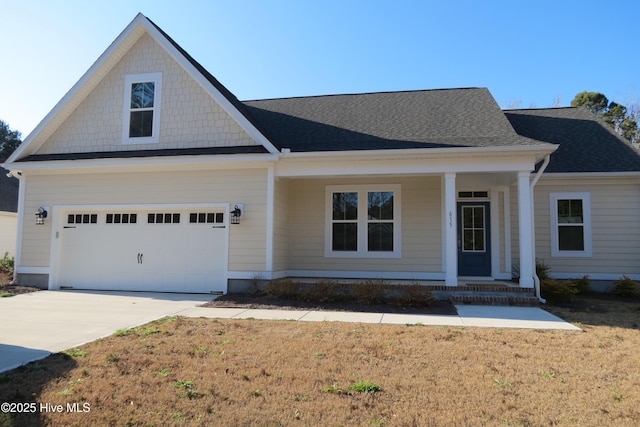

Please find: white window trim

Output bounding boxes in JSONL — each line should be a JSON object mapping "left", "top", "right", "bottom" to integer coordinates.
{"left": 550, "top": 192, "right": 592, "bottom": 257}
{"left": 325, "top": 184, "right": 401, "bottom": 259}
{"left": 122, "top": 72, "right": 162, "bottom": 144}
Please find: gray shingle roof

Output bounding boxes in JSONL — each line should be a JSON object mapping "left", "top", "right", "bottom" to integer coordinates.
{"left": 505, "top": 107, "right": 640, "bottom": 173}
{"left": 243, "top": 88, "right": 544, "bottom": 152}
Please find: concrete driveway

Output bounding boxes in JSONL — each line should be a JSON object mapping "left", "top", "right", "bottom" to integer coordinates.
{"left": 0, "top": 290, "right": 213, "bottom": 373}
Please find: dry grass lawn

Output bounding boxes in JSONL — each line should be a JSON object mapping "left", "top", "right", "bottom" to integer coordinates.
{"left": 1, "top": 295, "right": 639, "bottom": 426}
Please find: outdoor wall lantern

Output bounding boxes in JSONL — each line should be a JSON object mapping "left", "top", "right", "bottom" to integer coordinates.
{"left": 230, "top": 204, "right": 243, "bottom": 225}
{"left": 35, "top": 207, "right": 48, "bottom": 225}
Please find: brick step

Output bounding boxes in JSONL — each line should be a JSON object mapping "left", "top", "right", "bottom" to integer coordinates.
{"left": 450, "top": 294, "right": 540, "bottom": 306}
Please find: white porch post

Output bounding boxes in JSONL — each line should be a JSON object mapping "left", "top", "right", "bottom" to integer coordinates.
{"left": 517, "top": 171, "right": 534, "bottom": 288}
{"left": 444, "top": 173, "right": 458, "bottom": 286}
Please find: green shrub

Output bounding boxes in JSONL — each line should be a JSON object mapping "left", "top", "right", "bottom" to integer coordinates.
{"left": 541, "top": 279, "right": 578, "bottom": 304}
{"left": 0, "top": 252, "right": 14, "bottom": 275}
{"left": 391, "top": 283, "right": 434, "bottom": 307}
{"left": 612, "top": 276, "right": 639, "bottom": 298}
{"left": 573, "top": 275, "right": 591, "bottom": 294}
{"left": 349, "top": 380, "right": 382, "bottom": 394}
{"left": 536, "top": 260, "right": 551, "bottom": 281}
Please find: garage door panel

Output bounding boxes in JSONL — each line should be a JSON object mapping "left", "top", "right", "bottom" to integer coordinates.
{"left": 57, "top": 209, "right": 228, "bottom": 293}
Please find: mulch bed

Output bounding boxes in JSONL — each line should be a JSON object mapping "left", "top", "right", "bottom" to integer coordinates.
{"left": 0, "top": 281, "right": 457, "bottom": 315}
{"left": 201, "top": 293, "right": 458, "bottom": 315}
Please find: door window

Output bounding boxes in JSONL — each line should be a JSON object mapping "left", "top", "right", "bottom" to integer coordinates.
{"left": 462, "top": 206, "right": 485, "bottom": 252}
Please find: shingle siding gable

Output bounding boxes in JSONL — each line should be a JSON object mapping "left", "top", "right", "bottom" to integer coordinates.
{"left": 35, "top": 33, "right": 258, "bottom": 156}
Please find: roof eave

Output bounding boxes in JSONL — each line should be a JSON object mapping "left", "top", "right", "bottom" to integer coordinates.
{"left": 2, "top": 152, "right": 280, "bottom": 173}
{"left": 279, "top": 143, "right": 558, "bottom": 161}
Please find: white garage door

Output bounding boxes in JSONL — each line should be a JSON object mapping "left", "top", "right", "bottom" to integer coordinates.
{"left": 56, "top": 209, "right": 228, "bottom": 293}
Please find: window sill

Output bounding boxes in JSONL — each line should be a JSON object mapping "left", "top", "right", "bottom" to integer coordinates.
{"left": 122, "top": 136, "right": 159, "bottom": 145}
{"left": 325, "top": 251, "right": 402, "bottom": 259}
{"left": 550, "top": 251, "right": 592, "bottom": 258}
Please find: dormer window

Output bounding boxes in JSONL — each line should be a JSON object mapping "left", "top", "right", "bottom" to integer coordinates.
{"left": 123, "top": 73, "right": 162, "bottom": 144}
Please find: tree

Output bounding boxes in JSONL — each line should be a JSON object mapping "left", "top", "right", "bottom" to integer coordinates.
{"left": 0, "top": 120, "right": 22, "bottom": 162}
{"left": 571, "top": 91, "right": 609, "bottom": 114}
{"left": 571, "top": 92, "right": 639, "bottom": 144}
{"left": 602, "top": 102, "right": 628, "bottom": 131}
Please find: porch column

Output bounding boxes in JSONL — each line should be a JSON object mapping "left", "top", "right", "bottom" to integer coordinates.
{"left": 517, "top": 171, "right": 534, "bottom": 288}
{"left": 444, "top": 173, "right": 458, "bottom": 286}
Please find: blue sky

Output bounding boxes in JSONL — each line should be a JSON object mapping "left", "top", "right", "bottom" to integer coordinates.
{"left": 2, "top": 0, "right": 639, "bottom": 137}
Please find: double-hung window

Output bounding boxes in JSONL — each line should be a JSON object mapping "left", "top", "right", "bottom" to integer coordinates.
{"left": 550, "top": 192, "right": 592, "bottom": 257}
{"left": 326, "top": 185, "right": 401, "bottom": 258}
{"left": 123, "top": 73, "right": 162, "bottom": 144}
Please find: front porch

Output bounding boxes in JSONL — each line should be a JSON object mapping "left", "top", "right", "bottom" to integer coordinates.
{"left": 271, "top": 167, "right": 541, "bottom": 291}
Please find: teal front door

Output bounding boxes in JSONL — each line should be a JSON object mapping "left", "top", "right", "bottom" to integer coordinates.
{"left": 457, "top": 202, "right": 491, "bottom": 276}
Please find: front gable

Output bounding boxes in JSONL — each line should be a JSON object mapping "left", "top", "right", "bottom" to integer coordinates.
{"left": 36, "top": 33, "right": 257, "bottom": 155}
{"left": 7, "top": 14, "right": 278, "bottom": 163}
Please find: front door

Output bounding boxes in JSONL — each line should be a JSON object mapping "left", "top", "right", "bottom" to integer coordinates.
{"left": 457, "top": 202, "right": 491, "bottom": 276}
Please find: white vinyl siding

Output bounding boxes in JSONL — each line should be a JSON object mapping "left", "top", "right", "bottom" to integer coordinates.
{"left": 19, "top": 167, "right": 268, "bottom": 273}
{"left": 272, "top": 178, "right": 290, "bottom": 272}
{"left": 0, "top": 212, "right": 17, "bottom": 257}
{"left": 287, "top": 177, "right": 441, "bottom": 273}
{"left": 522, "top": 177, "right": 640, "bottom": 277}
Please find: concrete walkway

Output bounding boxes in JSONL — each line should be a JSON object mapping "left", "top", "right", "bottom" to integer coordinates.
{"left": 180, "top": 304, "right": 581, "bottom": 330}
{"left": 0, "top": 290, "right": 580, "bottom": 373}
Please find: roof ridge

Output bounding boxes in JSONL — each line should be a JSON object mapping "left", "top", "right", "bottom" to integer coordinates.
{"left": 504, "top": 106, "right": 577, "bottom": 112}
{"left": 242, "top": 87, "right": 486, "bottom": 103}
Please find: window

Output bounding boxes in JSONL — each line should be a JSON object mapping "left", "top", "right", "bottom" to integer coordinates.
{"left": 147, "top": 213, "right": 181, "bottom": 224}
{"left": 332, "top": 192, "right": 358, "bottom": 251}
{"left": 106, "top": 213, "right": 138, "bottom": 224}
{"left": 123, "top": 73, "right": 162, "bottom": 144}
{"left": 67, "top": 214, "right": 98, "bottom": 224}
{"left": 326, "top": 185, "right": 401, "bottom": 258}
{"left": 550, "top": 193, "right": 592, "bottom": 257}
{"left": 461, "top": 206, "right": 486, "bottom": 252}
{"left": 458, "top": 191, "right": 489, "bottom": 199}
{"left": 189, "top": 212, "right": 225, "bottom": 224}
{"left": 367, "top": 191, "right": 394, "bottom": 251}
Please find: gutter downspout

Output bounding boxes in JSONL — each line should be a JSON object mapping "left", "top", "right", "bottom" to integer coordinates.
{"left": 529, "top": 155, "right": 551, "bottom": 303}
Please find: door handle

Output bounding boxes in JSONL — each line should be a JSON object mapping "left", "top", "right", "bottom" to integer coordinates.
{"left": 140, "top": 253, "right": 143, "bottom": 264}
{"left": 137, "top": 253, "right": 143, "bottom": 264}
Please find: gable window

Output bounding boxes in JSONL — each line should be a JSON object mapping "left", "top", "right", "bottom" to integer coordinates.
{"left": 550, "top": 192, "right": 592, "bottom": 257}
{"left": 123, "top": 73, "right": 162, "bottom": 144}
{"left": 326, "top": 185, "right": 401, "bottom": 258}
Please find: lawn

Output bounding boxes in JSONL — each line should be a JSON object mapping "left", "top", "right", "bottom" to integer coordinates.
{"left": 1, "top": 295, "right": 639, "bottom": 426}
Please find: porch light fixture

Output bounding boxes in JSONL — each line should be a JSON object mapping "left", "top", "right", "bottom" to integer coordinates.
{"left": 230, "top": 204, "right": 242, "bottom": 225}
{"left": 35, "top": 207, "right": 48, "bottom": 225}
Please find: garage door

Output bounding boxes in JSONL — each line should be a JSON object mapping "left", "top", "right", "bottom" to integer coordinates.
{"left": 56, "top": 208, "right": 227, "bottom": 293}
